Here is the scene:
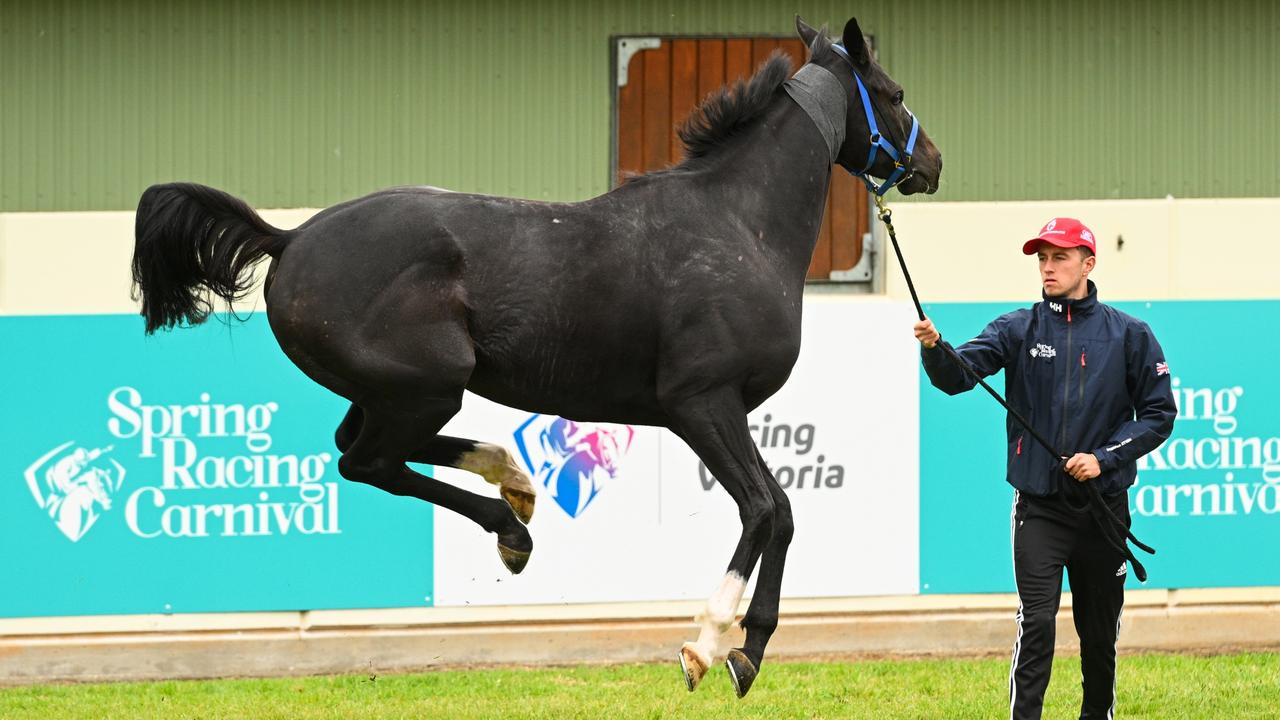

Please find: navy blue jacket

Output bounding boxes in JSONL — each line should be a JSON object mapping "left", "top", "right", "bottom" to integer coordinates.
{"left": 921, "top": 281, "right": 1177, "bottom": 496}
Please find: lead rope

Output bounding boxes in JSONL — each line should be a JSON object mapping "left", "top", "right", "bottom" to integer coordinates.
{"left": 874, "top": 195, "right": 1155, "bottom": 581}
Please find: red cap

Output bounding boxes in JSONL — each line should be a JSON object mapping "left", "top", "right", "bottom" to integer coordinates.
{"left": 1022, "top": 217, "right": 1097, "bottom": 255}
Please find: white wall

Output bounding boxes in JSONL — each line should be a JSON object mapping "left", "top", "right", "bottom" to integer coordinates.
{"left": 0, "top": 209, "right": 314, "bottom": 316}
{"left": 881, "top": 198, "right": 1280, "bottom": 304}
{"left": 3, "top": 197, "right": 1276, "bottom": 317}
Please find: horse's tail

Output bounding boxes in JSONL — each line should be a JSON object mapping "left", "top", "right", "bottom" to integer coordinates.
{"left": 132, "top": 182, "right": 290, "bottom": 334}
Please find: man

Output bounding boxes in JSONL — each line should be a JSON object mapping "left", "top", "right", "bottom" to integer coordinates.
{"left": 913, "top": 217, "right": 1177, "bottom": 719}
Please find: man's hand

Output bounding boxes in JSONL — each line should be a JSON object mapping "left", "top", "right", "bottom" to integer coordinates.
{"left": 1065, "top": 453, "right": 1102, "bottom": 482}
{"left": 914, "top": 317, "right": 940, "bottom": 349}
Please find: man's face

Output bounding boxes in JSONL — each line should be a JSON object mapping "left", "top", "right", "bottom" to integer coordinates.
{"left": 1036, "top": 243, "right": 1094, "bottom": 297}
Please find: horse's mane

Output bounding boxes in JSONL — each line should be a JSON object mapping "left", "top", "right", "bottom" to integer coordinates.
{"left": 633, "top": 41, "right": 836, "bottom": 179}
{"left": 677, "top": 51, "right": 794, "bottom": 164}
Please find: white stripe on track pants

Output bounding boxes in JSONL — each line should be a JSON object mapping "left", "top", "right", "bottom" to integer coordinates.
{"left": 1009, "top": 490, "right": 1128, "bottom": 720}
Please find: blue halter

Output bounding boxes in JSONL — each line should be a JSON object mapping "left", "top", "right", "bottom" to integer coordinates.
{"left": 830, "top": 43, "right": 921, "bottom": 196}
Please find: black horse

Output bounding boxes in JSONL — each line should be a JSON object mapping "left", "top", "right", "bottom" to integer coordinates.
{"left": 131, "top": 16, "right": 940, "bottom": 697}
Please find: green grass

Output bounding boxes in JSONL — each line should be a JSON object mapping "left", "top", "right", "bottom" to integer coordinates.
{"left": 2, "top": 652, "right": 1277, "bottom": 719}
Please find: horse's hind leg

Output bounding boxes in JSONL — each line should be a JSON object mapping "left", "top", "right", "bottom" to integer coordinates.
{"left": 335, "top": 404, "right": 535, "bottom": 524}
{"left": 665, "top": 387, "right": 775, "bottom": 694}
{"left": 334, "top": 404, "right": 364, "bottom": 452}
{"left": 725, "top": 447, "right": 795, "bottom": 697}
{"left": 412, "top": 436, "right": 536, "bottom": 524}
{"left": 337, "top": 402, "right": 533, "bottom": 574}
{"left": 271, "top": 252, "right": 532, "bottom": 566}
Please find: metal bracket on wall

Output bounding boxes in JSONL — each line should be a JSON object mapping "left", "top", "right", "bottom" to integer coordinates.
{"left": 616, "top": 38, "right": 662, "bottom": 87}
{"left": 828, "top": 232, "right": 875, "bottom": 282}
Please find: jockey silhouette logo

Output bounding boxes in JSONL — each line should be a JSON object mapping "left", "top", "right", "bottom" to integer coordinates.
{"left": 25, "top": 441, "right": 126, "bottom": 542}
{"left": 513, "top": 415, "right": 635, "bottom": 518}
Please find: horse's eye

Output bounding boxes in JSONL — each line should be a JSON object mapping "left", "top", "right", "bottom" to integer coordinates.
{"left": 892, "top": 90, "right": 904, "bottom": 105}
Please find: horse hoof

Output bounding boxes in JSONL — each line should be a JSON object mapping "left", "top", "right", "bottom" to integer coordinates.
{"left": 501, "top": 485, "right": 536, "bottom": 525}
{"left": 678, "top": 643, "right": 709, "bottom": 692}
{"left": 497, "top": 543, "right": 530, "bottom": 574}
{"left": 725, "top": 648, "right": 758, "bottom": 698}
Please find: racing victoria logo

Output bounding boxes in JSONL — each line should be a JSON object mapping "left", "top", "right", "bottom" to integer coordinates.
{"left": 513, "top": 415, "right": 635, "bottom": 519}
{"left": 25, "top": 442, "right": 126, "bottom": 542}
{"left": 697, "top": 413, "right": 846, "bottom": 493}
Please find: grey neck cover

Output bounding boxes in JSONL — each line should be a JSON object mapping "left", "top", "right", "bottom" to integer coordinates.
{"left": 782, "top": 64, "right": 847, "bottom": 163}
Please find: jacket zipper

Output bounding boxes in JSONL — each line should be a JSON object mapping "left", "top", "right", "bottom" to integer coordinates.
{"left": 1062, "top": 303, "right": 1072, "bottom": 450}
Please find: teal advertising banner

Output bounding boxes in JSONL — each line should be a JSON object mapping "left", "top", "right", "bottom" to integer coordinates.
{"left": 919, "top": 300, "right": 1280, "bottom": 594}
{"left": 1, "top": 315, "right": 434, "bottom": 617}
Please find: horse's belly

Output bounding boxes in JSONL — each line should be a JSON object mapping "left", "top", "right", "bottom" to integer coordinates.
{"left": 466, "top": 354, "right": 666, "bottom": 426}
{"left": 742, "top": 361, "right": 797, "bottom": 411}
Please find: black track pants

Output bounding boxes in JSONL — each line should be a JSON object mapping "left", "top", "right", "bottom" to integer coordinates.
{"left": 1009, "top": 490, "right": 1129, "bottom": 720}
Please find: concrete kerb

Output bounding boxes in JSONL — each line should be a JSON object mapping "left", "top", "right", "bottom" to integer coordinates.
{"left": 2, "top": 589, "right": 1279, "bottom": 684}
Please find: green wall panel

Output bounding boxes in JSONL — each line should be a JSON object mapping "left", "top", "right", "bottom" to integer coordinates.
{"left": 1, "top": 0, "right": 1276, "bottom": 212}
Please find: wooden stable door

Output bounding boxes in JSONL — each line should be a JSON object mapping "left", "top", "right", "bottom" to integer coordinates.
{"left": 614, "top": 37, "right": 868, "bottom": 281}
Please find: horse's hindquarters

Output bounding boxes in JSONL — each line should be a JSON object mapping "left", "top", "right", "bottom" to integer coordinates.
{"left": 263, "top": 211, "right": 476, "bottom": 413}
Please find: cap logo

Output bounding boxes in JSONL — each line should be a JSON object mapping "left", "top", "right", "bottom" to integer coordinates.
{"left": 1081, "top": 229, "right": 1094, "bottom": 244}
{"left": 1040, "top": 218, "right": 1064, "bottom": 235}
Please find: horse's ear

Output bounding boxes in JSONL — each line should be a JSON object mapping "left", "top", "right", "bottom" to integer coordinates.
{"left": 795, "top": 15, "right": 821, "bottom": 47}
{"left": 841, "top": 16, "right": 872, "bottom": 70}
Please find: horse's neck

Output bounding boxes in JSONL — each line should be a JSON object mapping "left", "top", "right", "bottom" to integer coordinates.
{"left": 700, "top": 94, "right": 836, "bottom": 282}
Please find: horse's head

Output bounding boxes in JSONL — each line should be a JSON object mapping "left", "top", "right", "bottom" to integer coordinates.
{"left": 795, "top": 16, "right": 941, "bottom": 195}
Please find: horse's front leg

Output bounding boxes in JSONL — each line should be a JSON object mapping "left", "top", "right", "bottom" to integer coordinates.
{"left": 665, "top": 387, "right": 775, "bottom": 695}
{"left": 727, "top": 447, "right": 795, "bottom": 697}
